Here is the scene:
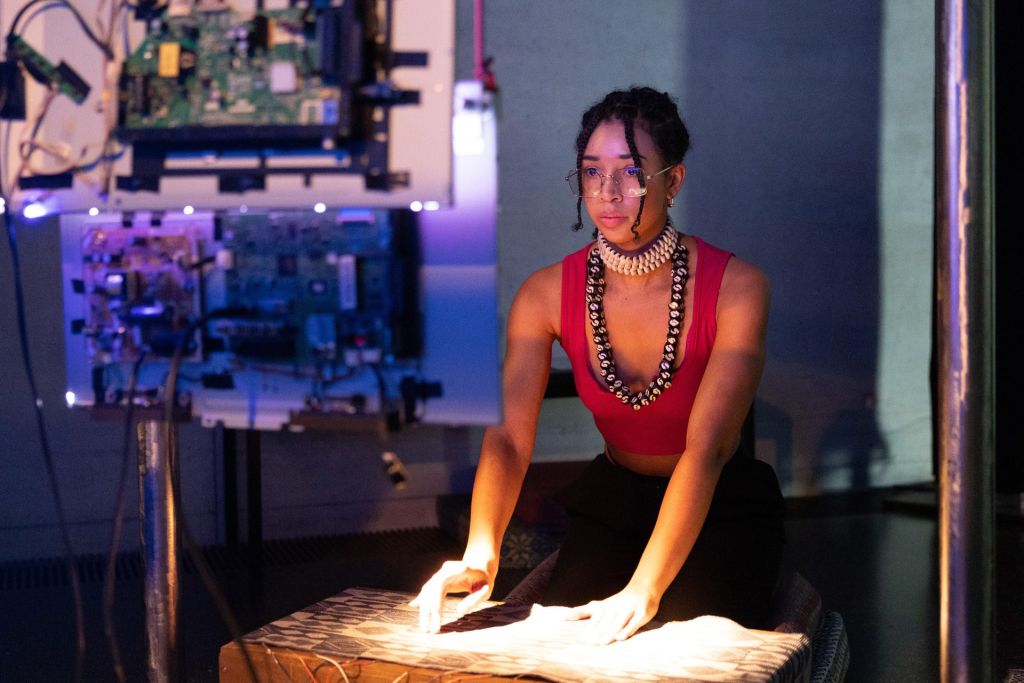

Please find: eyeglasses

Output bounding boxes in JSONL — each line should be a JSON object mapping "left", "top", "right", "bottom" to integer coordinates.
{"left": 565, "top": 165, "right": 674, "bottom": 198}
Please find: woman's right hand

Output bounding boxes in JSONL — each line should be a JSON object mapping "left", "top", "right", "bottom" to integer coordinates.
{"left": 410, "top": 560, "right": 494, "bottom": 633}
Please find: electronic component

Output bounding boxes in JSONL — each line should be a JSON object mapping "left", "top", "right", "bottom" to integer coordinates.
{"left": 118, "top": 4, "right": 356, "bottom": 140}
{"left": 6, "top": 36, "right": 90, "bottom": 104}
{"left": 113, "top": 0, "right": 430, "bottom": 197}
{"left": 61, "top": 208, "right": 425, "bottom": 426}
{"left": 55, "top": 79, "right": 498, "bottom": 430}
{"left": 0, "top": 60, "right": 27, "bottom": 119}
{"left": 76, "top": 222, "right": 206, "bottom": 364}
{"left": 213, "top": 208, "right": 420, "bottom": 368}
{"left": 7, "top": 1, "right": 455, "bottom": 214}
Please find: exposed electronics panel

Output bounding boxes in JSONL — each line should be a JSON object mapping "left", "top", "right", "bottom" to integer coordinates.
{"left": 118, "top": 4, "right": 358, "bottom": 138}
{"left": 62, "top": 208, "right": 424, "bottom": 429}
{"left": 77, "top": 219, "right": 209, "bottom": 366}
{"left": 3, "top": 0, "right": 454, "bottom": 213}
{"left": 60, "top": 80, "right": 500, "bottom": 430}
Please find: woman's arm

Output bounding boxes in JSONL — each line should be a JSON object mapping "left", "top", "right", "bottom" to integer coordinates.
{"left": 568, "top": 257, "right": 770, "bottom": 643}
{"left": 412, "top": 265, "right": 559, "bottom": 632}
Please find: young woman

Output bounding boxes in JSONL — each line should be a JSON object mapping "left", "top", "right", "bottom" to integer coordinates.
{"left": 412, "top": 87, "right": 784, "bottom": 644}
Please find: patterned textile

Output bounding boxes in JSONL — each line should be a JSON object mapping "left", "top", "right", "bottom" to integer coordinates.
{"left": 503, "top": 550, "right": 560, "bottom": 606}
{"left": 242, "top": 587, "right": 811, "bottom": 683}
{"left": 809, "top": 611, "right": 849, "bottom": 683}
{"left": 770, "top": 573, "right": 823, "bottom": 635}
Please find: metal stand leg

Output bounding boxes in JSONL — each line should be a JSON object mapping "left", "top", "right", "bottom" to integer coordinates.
{"left": 137, "top": 419, "right": 180, "bottom": 683}
{"left": 936, "top": 1, "right": 995, "bottom": 681}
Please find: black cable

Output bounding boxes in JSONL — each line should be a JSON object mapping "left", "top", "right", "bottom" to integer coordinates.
{"left": 102, "top": 352, "right": 147, "bottom": 683}
{"left": 120, "top": 2, "right": 132, "bottom": 59}
{"left": 370, "top": 362, "right": 388, "bottom": 413}
{"left": 71, "top": 145, "right": 126, "bottom": 173}
{"left": 2, "top": 84, "right": 56, "bottom": 199}
{"left": 164, "top": 313, "right": 260, "bottom": 683}
{"left": 8, "top": 0, "right": 52, "bottom": 35}
{"left": 7, "top": 0, "right": 115, "bottom": 60}
{"left": 18, "top": 2, "right": 71, "bottom": 36}
{"left": 3, "top": 208, "right": 86, "bottom": 681}
{"left": 1, "top": 121, "right": 11, "bottom": 200}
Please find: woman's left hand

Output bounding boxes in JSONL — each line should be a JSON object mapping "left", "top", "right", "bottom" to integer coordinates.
{"left": 563, "top": 583, "right": 661, "bottom": 645}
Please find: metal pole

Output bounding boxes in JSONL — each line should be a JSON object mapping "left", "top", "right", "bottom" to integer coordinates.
{"left": 935, "top": 1, "right": 995, "bottom": 682}
{"left": 137, "top": 419, "right": 180, "bottom": 683}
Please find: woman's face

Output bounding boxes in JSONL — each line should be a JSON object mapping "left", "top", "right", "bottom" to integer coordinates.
{"left": 581, "top": 119, "right": 685, "bottom": 248}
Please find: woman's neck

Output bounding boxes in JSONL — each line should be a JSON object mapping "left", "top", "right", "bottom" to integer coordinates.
{"left": 597, "top": 222, "right": 676, "bottom": 277}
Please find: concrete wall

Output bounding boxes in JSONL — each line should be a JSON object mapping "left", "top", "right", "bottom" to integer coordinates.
{"left": 0, "top": 0, "right": 935, "bottom": 561}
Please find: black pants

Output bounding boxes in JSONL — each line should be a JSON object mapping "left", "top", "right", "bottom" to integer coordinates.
{"left": 540, "top": 453, "right": 785, "bottom": 629}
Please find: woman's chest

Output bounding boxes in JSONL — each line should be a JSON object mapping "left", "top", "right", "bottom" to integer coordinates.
{"left": 584, "top": 275, "right": 697, "bottom": 392}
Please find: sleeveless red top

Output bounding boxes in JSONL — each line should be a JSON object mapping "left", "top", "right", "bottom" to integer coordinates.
{"left": 558, "top": 236, "right": 733, "bottom": 455}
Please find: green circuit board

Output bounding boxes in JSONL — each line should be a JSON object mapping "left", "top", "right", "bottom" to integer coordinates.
{"left": 118, "top": 4, "right": 356, "bottom": 136}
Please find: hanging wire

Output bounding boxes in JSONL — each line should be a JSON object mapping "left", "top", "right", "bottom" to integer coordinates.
{"left": 164, "top": 311, "right": 260, "bottom": 683}
{"left": 6, "top": 0, "right": 114, "bottom": 60}
{"left": 102, "top": 352, "right": 147, "bottom": 683}
{"left": 3, "top": 0, "right": 123, "bottom": 198}
{"left": 471, "top": 0, "right": 496, "bottom": 91}
{"left": 3, "top": 207, "right": 86, "bottom": 682}
{"left": 314, "top": 654, "right": 354, "bottom": 683}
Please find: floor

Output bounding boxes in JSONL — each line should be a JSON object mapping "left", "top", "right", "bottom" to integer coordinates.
{"left": 1, "top": 491, "right": 1022, "bottom": 682}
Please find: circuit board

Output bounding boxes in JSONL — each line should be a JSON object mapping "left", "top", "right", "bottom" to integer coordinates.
{"left": 62, "top": 209, "right": 421, "bottom": 419}
{"left": 118, "top": 2, "right": 361, "bottom": 141}
{"left": 78, "top": 222, "right": 207, "bottom": 365}
{"left": 215, "top": 209, "right": 417, "bottom": 368}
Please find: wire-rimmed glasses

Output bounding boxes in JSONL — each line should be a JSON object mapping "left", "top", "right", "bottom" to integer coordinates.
{"left": 565, "top": 165, "right": 674, "bottom": 198}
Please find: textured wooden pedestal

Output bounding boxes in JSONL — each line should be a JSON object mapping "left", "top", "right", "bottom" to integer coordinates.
{"left": 219, "top": 642, "right": 519, "bottom": 682}
{"left": 219, "top": 587, "right": 810, "bottom": 683}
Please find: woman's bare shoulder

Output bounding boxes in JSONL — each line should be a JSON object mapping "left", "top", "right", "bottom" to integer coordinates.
{"left": 509, "top": 260, "right": 565, "bottom": 337}
{"left": 721, "top": 255, "right": 769, "bottom": 303}
{"left": 516, "top": 259, "right": 565, "bottom": 305}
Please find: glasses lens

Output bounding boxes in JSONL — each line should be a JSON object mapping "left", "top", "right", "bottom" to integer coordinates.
{"left": 567, "top": 170, "right": 586, "bottom": 196}
{"left": 573, "top": 168, "right": 605, "bottom": 197}
{"left": 567, "top": 167, "right": 648, "bottom": 197}
{"left": 619, "top": 167, "right": 645, "bottom": 197}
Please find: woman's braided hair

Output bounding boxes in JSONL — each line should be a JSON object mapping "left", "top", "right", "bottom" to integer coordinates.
{"left": 571, "top": 87, "right": 690, "bottom": 239}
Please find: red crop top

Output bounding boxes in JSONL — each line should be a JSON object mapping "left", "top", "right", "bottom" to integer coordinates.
{"left": 558, "top": 236, "right": 733, "bottom": 455}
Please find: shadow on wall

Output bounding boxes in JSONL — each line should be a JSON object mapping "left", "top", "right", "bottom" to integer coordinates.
{"left": 681, "top": 1, "right": 887, "bottom": 493}
{"left": 753, "top": 397, "right": 793, "bottom": 489}
{"left": 751, "top": 396, "right": 891, "bottom": 493}
{"left": 815, "top": 395, "right": 889, "bottom": 491}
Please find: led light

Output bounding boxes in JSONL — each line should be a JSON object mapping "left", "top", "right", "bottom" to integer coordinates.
{"left": 22, "top": 202, "right": 47, "bottom": 219}
{"left": 314, "top": 202, "right": 327, "bottom": 214}
{"left": 239, "top": 204, "right": 249, "bottom": 214}
{"left": 424, "top": 201, "right": 440, "bottom": 212}
{"left": 183, "top": 205, "right": 195, "bottom": 215}
{"left": 88, "top": 207, "right": 99, "bottom": 217}
{"left": 409, "top": 201, "right": 423, "bottom": 212}
{"left": 65, "top": 391, "right": 76, "bottom": 408}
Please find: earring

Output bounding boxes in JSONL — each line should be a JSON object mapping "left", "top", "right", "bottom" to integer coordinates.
{"left": 667, "top": 197, "right": 675, "bottom": 208}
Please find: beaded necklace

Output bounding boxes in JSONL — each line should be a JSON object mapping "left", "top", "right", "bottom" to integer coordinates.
{"left": 597, "top": 223, "right": 678, "bottom": 276}
{"left": 585, "top": 229, "right": 689, "bottom": 410}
